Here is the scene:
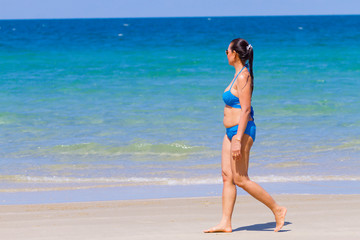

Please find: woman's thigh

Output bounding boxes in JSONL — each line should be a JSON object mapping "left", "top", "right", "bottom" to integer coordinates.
{"left": 231, "top": 134, "right": 253, "bottom": 177}
{"left": 221, "top": 135, "right": 232, "bottom": 178}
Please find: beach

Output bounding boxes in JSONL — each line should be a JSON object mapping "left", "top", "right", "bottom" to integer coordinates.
{"left": 0, "top": 15, "right": 360, "bottom": 239}
{"left": 1, "top": 194, "right": 359, "bottom": 240}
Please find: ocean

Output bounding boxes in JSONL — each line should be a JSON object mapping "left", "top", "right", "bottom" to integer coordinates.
{"left": 1, "top": 15, "right": 360, "bottom": 204}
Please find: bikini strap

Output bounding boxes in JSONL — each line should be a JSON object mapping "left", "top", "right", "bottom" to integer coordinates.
{"left": 229, "top": 66, "right": 246, "bottom": 90}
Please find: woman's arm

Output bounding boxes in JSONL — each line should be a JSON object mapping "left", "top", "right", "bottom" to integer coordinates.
{"left": 231, "top": 74, "right": 252, "bottom": 159}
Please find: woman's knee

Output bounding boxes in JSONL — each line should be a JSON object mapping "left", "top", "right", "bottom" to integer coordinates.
{"left": 233, "top": 175, "right": 250, "bottom": 188}
{"left": 221, "top": 170, "right": 233, "bottom": 183}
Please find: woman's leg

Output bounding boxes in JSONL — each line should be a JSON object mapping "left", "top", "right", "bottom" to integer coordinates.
{"left": 231, "top": 134, "right": 287, "bottom": 232}
{"left": 204, "top": 135, "right": 236, "bottom": 233}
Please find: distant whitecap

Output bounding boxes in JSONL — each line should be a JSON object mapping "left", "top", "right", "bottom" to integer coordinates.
{"left": 123, "top": 24, "right": 129, "bottom": 27}
{"left": 208, "top": 18, "right": 211, "bottom": 21}
{"left": 298, "top": 27, "right": 303, "bottom": 30}
{"left": 118, "top": 33, "right": 123, "bottom": 37}
{"left": 12, "top": 28, "right": 16, "bottom": 31}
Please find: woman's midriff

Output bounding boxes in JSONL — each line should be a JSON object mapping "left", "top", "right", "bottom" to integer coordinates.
{"left": 223, "top": 105, "right": 253, "bottom": 128}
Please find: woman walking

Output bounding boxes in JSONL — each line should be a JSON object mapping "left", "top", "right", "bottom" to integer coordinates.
{"left": 204, "top": 38, "right": 287, "bottom": 233}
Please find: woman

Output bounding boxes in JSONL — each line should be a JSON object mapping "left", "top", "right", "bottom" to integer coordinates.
{"left": 204, "top": 38, "right": 287, "bottom": 233}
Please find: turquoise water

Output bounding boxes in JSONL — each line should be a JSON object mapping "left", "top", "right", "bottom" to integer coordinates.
{"left": 0, "top": 16, "right": 360, "bottom": 202}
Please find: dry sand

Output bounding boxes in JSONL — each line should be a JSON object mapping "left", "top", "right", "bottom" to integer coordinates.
{"left": 0, "top": 194, "right": 359, "bottom": 240}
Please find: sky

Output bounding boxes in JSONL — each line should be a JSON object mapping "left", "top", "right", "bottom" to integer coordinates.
{"left": 1, "top": 0, "right": 359, "bottom": 20}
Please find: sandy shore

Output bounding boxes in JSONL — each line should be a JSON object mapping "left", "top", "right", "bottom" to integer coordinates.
{"left": 0, "top": 194, "right": 359, "bottom": 240}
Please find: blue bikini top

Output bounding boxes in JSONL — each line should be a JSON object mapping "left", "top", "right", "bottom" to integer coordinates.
{"left": 222, "top": 65, "right": 254, "bottom": 117}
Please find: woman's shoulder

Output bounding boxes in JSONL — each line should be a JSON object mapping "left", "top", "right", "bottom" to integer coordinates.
{"left": 235, "top": 71, "right": 251, "bottom": 90}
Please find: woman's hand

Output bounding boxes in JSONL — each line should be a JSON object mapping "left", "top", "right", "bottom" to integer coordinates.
{"left": 231, "top": 134, "right": 242, "bottom": 160}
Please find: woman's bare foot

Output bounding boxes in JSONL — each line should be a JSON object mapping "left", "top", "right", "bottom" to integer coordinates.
{"left": 203, "top": 223, "right": 232, "bottom": 233}
{"left": 274, "top": 206, "right": 287, "bottom": 232}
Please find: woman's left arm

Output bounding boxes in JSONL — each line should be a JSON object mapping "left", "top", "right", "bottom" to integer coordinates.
{"left": 231, "top": 74, "right": 252, "bottom": 159}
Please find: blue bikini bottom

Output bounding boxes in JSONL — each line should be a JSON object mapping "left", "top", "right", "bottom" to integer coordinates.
{"left": 226, "top": 121, "right": 256, "bottom": 142}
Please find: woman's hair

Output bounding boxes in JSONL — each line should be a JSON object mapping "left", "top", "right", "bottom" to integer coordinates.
{"left": 230, "top": 38, "right": 254, "bottom": 93}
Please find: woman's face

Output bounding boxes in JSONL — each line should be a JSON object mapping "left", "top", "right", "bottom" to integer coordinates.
{"left": 226, "top": 43, "right": 237, "bottom": 66}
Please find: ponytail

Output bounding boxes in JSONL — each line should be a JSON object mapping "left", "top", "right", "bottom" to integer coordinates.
{"left": 247, "top": 45, "right": 254, "bottom": 94}
{"left": 230, "top": 38, "right": 254, "bottom": 94}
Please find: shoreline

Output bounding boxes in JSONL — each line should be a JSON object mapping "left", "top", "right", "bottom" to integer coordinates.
{"left": 1, "top": 180, "right": 360, "bottom": 205}
{"left": 1, "top": 194, "right": 359, "bottom": 240}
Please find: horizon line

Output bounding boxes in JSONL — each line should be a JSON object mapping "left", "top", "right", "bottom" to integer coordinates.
{"left": 1, "top": 13, "right": 359, "bottom": 21}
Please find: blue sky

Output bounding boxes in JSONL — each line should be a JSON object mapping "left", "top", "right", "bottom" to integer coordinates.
{"left": 1, "top": 0, "right": 359, "bottom": 19}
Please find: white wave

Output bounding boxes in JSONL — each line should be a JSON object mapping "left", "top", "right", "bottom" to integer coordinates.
{"left": 2, "top": 175, "right": 360, "bottom": 185}
{"left": 253, "top": 175, "right": 360, "bottom": 182}
{"left": 1, "top": 175, "right": 360, "bottom": 193}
